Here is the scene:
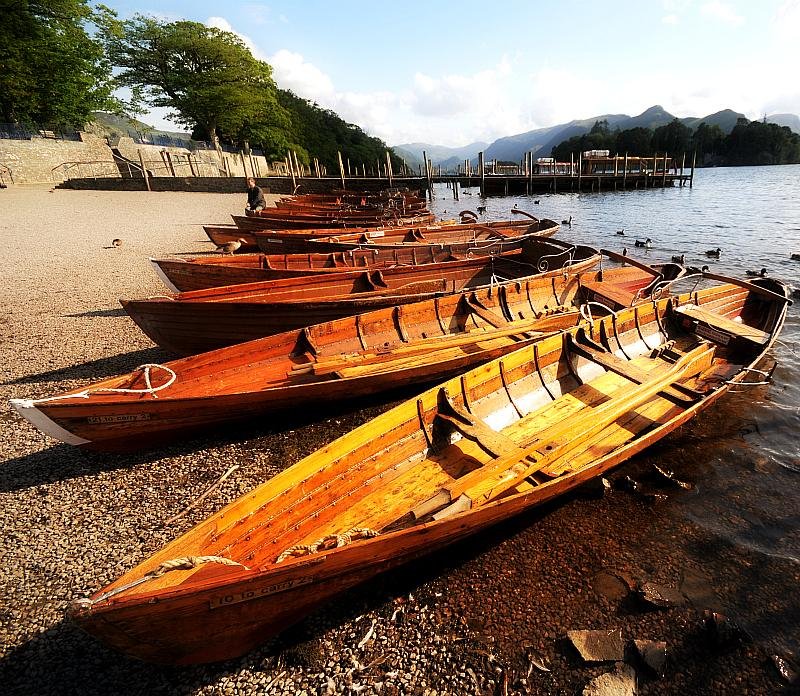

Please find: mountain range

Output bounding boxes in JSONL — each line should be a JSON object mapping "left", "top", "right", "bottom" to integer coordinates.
{"left": 393, "top": 105, "right": 800, "bottom": 167}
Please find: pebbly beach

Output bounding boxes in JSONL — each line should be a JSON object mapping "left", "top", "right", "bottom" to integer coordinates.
{"left": 1, "top": 185, "right": 798, "bottom": 695}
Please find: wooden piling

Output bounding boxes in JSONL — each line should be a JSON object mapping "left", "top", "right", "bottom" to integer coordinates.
{"left": 478, "top": 151, "right": 485, "bottom": 197}
{"left": 689, "top": 150, "right": 696, "bottom": 188}
{"left": 138, "top": 149, "right": 151, "bottom": 191}
{"left": 287, "top": 150, "right": 296, "bottom": 190}
{"left": 680, "top": 152, "right": 685, "bottom": 186}
{"left": 577, "top": 152, "right": 582, "bottom": 191}
{"left": 386, "top": 151, "right": 394, "bottom": 187}
{"left": 337, "top": 151, "right": 346, "bottom": 189}
{"left": 662, "top": 151, "right": 668, "bottom": 187}
{"left": 623, "top": 152, "right": 628, "bottom": 188}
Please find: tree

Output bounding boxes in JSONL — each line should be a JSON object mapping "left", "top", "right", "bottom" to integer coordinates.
{"left": 652, "top": 119, "right": 691, "bottom": 154}
{"left": 614, "top": 127, "right": 653, "bottom": 156}
{"left": 102, "top": 15, "right": 284, "bottom": 146}
{"left": 0, "top": 0, "right": 116, "bottom": 127}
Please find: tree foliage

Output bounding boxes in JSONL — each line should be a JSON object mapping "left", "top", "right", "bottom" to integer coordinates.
{"left": 0, "top": 0, "right": 116, "bottom": 127}
{"left": 550, "top": 116, "right": 800, "bottom": 166}
{"left": 101, "top": 15, "right": 284, "bottom": 145}
{"left": 102, "top": 15, "right": 399, "bottom": 170}
{"left": 271, "top": 90, "right": 403, "bottom": 171}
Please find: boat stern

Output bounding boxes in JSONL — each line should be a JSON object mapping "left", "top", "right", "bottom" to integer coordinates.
{"left": 9, "top": 398, "right": 90, "bottom": 446}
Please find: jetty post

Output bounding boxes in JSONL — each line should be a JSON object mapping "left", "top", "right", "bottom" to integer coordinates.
{"left": 287, "top": 150, "right": 296, "bottom": 190}
{"left": 479, "top": 151, "right": 485, "bottom": 196}
{"left": 689, "top": 150, "right": 696, "bottom": 188}
{"left": 385, "top": 151, "right": 393, "bottom": 187}
{"left": 679, "top": 152, "right": 685, "bottom": 186}
{"left": 662, "top": 152, "right": 668, "bottom": 187}
{"left": 337, "top": 150, "right": 345, "bottom": 189}
{"left": 577, "top": 152, "right": 582, "bottom": 191}
{"left": 137, "top": 149, "right": 151, "bottom": 191}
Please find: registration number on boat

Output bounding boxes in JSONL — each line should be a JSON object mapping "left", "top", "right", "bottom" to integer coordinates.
{"left": 209, "top": 576, "right": 314, "bottom": 609}
{"left": 87, "top": 414, "right": 151, "bottom": 423}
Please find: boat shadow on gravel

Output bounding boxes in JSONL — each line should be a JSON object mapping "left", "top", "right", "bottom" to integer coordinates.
{"left": 62, "top": 307, "right": 128, "bottom": 318}
{"left": 0, "top": 497, "right": 579, "bottom": 696}
{"left": 0, "top": 385, "right": 420, "bottom": 493}
{"left": 3, "top": 347, "right": 174, "bottom": 386}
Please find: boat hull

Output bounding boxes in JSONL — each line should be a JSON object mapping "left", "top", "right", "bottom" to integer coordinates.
{"left": 70, "top": 278, "right": 790, "bottom": 664}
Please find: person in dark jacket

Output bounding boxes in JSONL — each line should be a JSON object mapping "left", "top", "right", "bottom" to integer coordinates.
{"left": 246, "top": 177, "right": 266, "bottom": 213}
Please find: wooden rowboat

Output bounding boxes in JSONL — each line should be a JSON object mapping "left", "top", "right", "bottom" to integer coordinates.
{"left": 69, "top": 276, "right": 790, "bottom": 663}
{"left": 151, "top": 245, "right": 527, "bottom": 293}
{"left": 253, "top": 218, "right": 558, "bottom": 254}
{"left": 122, "top": 237, "right": 596, "bottom": 355}
{"left": 204, "top": 218, "right": 553, "bottom": 255}
{"left": 11, "top": 257, "right": 674, "bottom": 451}
{"left": 232, "top": 211, "right": 437, "bottom": 232}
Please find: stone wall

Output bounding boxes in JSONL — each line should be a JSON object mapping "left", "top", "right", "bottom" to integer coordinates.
{"left": 0, "top": 133, "right": 114, "bottom": 184}
{"left": 0, "top": 132, "right": 285, "bottom": 183}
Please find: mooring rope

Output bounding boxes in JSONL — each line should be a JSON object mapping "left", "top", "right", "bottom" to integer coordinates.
{"left": 72, "top": 555, "right": 249, "bottom": 609}
{"left": 23, "top": 364, "right": 177, "bottom": 404}
{"left": 580, "top": 301, "right": 619, "bottom": 324}
{"left": 276, "top": 527, "right": 379, "bottom": 564}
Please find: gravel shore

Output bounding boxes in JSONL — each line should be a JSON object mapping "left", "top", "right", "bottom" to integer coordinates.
{"left": 1, "top": 186, "right": 796, "bottom": 695}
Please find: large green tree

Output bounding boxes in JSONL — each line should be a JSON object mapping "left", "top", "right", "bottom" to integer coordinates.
{"left": 102, "top": 15, "right": 284, "bottom": 145}
{"left": 0, "top": 0, "right": 115, "bottom": 127}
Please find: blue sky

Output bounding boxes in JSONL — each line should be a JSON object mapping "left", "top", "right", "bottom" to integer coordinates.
{"left": 101, "top": 1, "right": 800, "bottom": 146}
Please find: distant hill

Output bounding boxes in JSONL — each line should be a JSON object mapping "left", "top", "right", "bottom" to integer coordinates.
{"left": 681, "top": 109, "right": 746, "bottom": 133}
{"left": 413, "top": 105, "right": 791, "bottom": 168}
{"left": 767, "top": 113, "right": 800, "bottom": 134}
{"left": 89, "top": 111, "right": 191, "bottom": 141}
{"left": 392, "top": 141, "right": 489, "bottom": 170}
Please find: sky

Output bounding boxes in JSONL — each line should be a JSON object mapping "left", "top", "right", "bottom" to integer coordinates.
{"left": 101, "top": 0, "right": 800, "bottom": 147}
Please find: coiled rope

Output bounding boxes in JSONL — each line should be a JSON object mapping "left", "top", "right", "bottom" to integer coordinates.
{"left": 276, "top": 527, "right": 379, "bottom": 564}
{"left": 72, "top": 555, "right": 248, "bottom": 609}
{"left": 24, "top": 364, "right": 177, "bottom": 404}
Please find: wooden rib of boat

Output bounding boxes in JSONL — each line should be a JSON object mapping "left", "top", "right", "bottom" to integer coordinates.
{"left": 11, "top": 258, "right": 678, "bottom": 451}
{"left": 252, "top": 218, "right": 558, "bottom": 255}
{"left": 151, "top": 245, "right": 528, "bottom": 292}
{"left": 122, "top": 238, "right": 597, "bottom": 355}
{"left": 69, "top": 276, "right": 790, "bottom": 664}
{"left": 232, "top": 211, "right": 437, "bottom": 232}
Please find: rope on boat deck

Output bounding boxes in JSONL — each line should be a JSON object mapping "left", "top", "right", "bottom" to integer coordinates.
{"left": 23, "top": 364, "right": 177, "bottom": 404}
{"left": 580, "top": 301, "right": 619, "bottom": 324}
{"left": 276, "top": 527, "right": 379, "bottom": 564}
{"left": 72, "top": 556, "right": 249, "bottom": 610}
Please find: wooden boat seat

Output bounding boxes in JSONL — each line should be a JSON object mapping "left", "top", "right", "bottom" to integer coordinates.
{"left": 674, "top": 304, "right": 769, "bottom": 349}
{"left": 580, "top": 279, "right": 635, "bottom": 309}
{"left": 463, "top": 295, "right": 508, "bottom": 328}
{"left": 434, "top": 389, "right": 527, "bottom": 459}
{"left": 567, "top": 333, "right": 703, "bottom": 404}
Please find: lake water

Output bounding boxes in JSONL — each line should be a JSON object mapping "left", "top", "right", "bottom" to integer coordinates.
{"left": 428, "top": 167, "right": 800, "bottom": 650}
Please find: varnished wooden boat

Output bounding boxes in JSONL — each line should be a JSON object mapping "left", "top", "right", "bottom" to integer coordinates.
{"left": 12, "top": 255, "right": 676, "bottom": 451}
{"left": 253, "top": 218, "right": 558, "bottom": 254}
{"left": 69, "top": 275, "right": 790, "bottom": 663}
{"left": 232, "top": 211, "right": 437, "bottom": 232}
{"left": 122, "top": 237, "right": 597, "bottom": 355}
{"left": 151, "top": 244, "right": 527, "bottom": 292}
{"left": 204, "top": 217, "right": 550, "bottom": 255}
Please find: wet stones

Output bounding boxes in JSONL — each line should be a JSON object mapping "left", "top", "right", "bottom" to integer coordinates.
{"left": 636, "top": 582, "right": 687, "bottom": 610}
{"left": 631, "top": 639, "right": 667, "bottom": 677}
{"left": 582, "top": 663, "right": 637, "bottom": 696}
{"left": 568, "top": 629, "right": 626, "bottom": 663}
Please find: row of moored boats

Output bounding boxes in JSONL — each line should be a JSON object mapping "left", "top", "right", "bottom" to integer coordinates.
{"left": 12, "top": 189, "right": 791, "bottom": 664}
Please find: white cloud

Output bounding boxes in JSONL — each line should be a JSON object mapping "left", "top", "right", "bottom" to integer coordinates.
{"left": 700, "top": 1, "right": 744, "bottom": 26}
{"left": 205, "top": 16, "right": 268, "bottom": 60}
{"left": 270, "top": 49, "right": 336, "bottom": 102}
{"left": 662, "top": 14, "right": 679, "bottom": 24}
{"left": 773, "top": 0, "right": 800, "bottom": 41}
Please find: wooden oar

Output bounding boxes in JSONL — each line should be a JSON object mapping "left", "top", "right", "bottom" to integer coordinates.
{"left": 410, "top": 341, "right": 716, "bottom": 522}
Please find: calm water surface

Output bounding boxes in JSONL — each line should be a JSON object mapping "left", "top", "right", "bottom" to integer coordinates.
{"left": 429, "top": 166, "right": 800, "bottom": 566}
